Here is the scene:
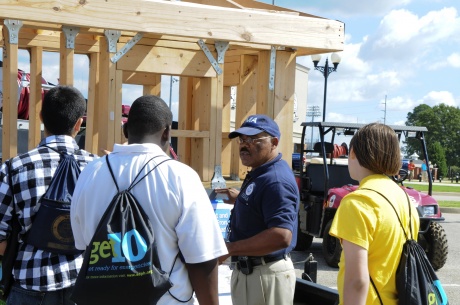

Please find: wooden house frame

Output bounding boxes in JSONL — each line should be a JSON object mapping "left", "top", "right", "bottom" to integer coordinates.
{"left": 0, "top": 0, "right": 344, "bottom": 185}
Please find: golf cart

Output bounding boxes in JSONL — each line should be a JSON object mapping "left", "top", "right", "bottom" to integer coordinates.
{"left": 295, "top": 122, "right": 448, "bottom": 270}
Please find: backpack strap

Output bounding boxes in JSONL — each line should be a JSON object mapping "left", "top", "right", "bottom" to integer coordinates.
{"left": 361, "top": 187, "right": 414, "bottom": 305}
{"left": 370, "top": 276, "right": 384, "bottom": 305}
{"left": 360, "top": 188, "right": 412, "bottom": 240}
{"left": 105, "top": 154, "right": 170, "bottom": 192}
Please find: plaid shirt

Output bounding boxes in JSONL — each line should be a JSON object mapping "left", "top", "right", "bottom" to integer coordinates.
{"left": 0, "top": 135, "right": 97, "bottom": 291}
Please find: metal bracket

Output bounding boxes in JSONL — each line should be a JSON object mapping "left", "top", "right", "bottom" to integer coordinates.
{"left": 197, "top": 39, "right": 222, "bottom": 75}
{"left": 211, "top": 165, "right": 226, "bottom": 189}
{"left": 269, "top": 46, "right": 276, "bottom": 91}
{"left": 4, "top": 20, "right": 23, "bottom": 44}
{"left": 111, "top": 32, "right": 144, "bottom": 63}
{"left": 104, "top": 30, "right": 121, "bottom": 53}
{"left": 215, "top": 41, "right": 229, "bottom": 64}
{"left": 62, "top": 26, "right": 80, "bottom": 49}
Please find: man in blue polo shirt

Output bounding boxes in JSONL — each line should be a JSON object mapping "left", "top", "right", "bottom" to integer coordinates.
{"left": 215, "top": 114, "right": 299, "bottom": 305}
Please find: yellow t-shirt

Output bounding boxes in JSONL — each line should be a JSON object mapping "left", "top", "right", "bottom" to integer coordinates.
{"left": 329, "top": 174, "right": 420, "bottom": 305}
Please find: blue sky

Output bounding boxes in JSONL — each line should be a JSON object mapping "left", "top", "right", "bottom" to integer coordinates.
{"left": 2, "top": 0, "right": 460, "bottom": 126}
{"left": 263, "top": 0, "right": 460, "bottom": 126}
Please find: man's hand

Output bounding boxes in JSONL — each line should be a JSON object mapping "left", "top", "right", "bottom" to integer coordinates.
{"left": 214, "top": 188, "right": 239, "bottom": 204}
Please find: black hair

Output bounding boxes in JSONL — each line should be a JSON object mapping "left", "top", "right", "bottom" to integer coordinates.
{"left": 41, "top": 86, "right": 86, "bottom": 135}
{"left": 127, "top": 95, "right": 172, "bottom": 137}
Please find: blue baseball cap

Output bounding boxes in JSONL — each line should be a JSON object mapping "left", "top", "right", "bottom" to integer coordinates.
{"left": 229, "top": 114, "right": 281, "bottom": 139}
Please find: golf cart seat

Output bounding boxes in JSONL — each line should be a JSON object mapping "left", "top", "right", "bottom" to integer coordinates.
{"left": 313, "top": 142, "right": 334, "bottom": 156}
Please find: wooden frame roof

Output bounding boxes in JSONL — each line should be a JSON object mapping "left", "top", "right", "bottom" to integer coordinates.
{"left": 0, "top": 0, "right": 344, "bottom": 55}
{"left": 1, "top": 0, "right": 345, "bottom": 183}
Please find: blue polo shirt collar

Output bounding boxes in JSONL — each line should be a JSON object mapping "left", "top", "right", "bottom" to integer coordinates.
{"left": 250, "top": 153, "right": 282, "bottom": 176}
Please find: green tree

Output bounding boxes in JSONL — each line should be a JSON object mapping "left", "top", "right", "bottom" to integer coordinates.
{"left": 428, "top": 141, "right": 447, "bottom": 177}
{"left": 405, "top": 104, "right": 460, "bottom": 167}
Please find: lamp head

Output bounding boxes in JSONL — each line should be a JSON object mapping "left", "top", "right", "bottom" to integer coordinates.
{"left": 311, "top": 54, "right": 321, "bottom": 68}
{"left": 331, "top": 52, "right": 341, "bottom": 70}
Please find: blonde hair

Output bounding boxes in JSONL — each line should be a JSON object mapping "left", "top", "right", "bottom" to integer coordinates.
{"left": 349, "top": 123, "right": 401, "bottom": 175}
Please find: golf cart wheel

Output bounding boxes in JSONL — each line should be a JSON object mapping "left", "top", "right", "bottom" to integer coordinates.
{"left": 295, "top": 231, "right": 314, "bottom": 251}
{"left": 425, "top": 222, "right": 448, "bottom": 270}
{"left": 322, "top": 219, "right": 341, "bottom": 268}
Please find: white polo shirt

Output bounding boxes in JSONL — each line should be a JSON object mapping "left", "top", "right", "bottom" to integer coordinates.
{"left": 71, "top": 143, "right": 228, "bottom": 304}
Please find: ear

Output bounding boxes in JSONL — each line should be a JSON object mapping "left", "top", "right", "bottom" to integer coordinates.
{"left": 271, "top": 137, "right": 279, "bottom": 148}
{"left": 349, "top": 148, "right": 356, "bottom": 159}
{"left": 161, "top": 125, "right": 171, "bottom": 143}
{"left": 39, "top": 110, "right": 43, "bottom": 123}
{"left": 73, "top": 118, "right": 84, "bottom": 136}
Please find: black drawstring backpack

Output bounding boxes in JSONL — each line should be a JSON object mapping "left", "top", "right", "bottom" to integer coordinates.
{"left": 364, "top": 188, "right": 449, "bottom": 305}
{"left": 71, "top": 155, "right": 174, "bottom": 305}
{"left": 25, "top": 146, "right": 83, "bottom": 254}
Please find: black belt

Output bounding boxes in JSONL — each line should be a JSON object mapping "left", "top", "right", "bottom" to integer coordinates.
{"left": 232, "top": 253, "right": 289, "bottom": 267}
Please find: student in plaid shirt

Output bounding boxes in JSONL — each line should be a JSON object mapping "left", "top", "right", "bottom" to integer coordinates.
{"left": 0, "top": 86, "right": 97, "bottom": 305}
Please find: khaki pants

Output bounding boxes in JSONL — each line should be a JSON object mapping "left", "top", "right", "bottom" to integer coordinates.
{"left": 422, "top": 170, "right": 428, "bottom": 182}
{"left": 231, "top": 257, "right": 296, "bottom": 305}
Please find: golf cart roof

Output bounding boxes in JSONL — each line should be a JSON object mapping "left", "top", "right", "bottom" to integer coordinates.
{"left": 301, "top": 122, "right": 428, "bottom": 133}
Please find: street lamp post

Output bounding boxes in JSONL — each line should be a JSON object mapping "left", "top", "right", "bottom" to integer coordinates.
{"left": 306, "top": 105, "right": 321, "bottom": 149}
{"left": 311, "top": 53, "right": 341, "bottom": 122}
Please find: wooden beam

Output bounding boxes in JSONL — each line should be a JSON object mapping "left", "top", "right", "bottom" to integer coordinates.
{"left": 2, "top": 25, "right": 19, "bottom": 160}
{"left": 257, "top": 50, "right": 275, "bottom": 117}
{"left": 231, "top": 54, "right": 258, "bottom": 180}
{"left": 190, "top": 77, "right": 212, "bottom": 181}
{"left": 181, "top": 0, "right": 242, "bottom": 9}
{"left": 221, "top": 86, "right": 232, "bottom": 176}
{"left": 116, "top": 45, "right": 216, "bottom": 78}
{"left": 209, "top": 67, "right": 224, "bottom": 184}
{"left": 272, "top": 50, "right": 296, "bottom": 168}
{"left": 18, "top": 29, "right": 99, "bottom": 53}
{"left": 28, "top": 46, "right": 43, "bottom": 149}
{"left": 223, "top": 60, "right": 240, "bottom": 87}
{"left": 0, "top": 0, "right": 344, "bottom": 52}
{"left": 142, "top": 75, "right": 161, "bottom": 95}
{"left": 85, "top": 52, "right": 99, "bottom": 154}
{"left": 114, "top": 69, "right": 123, "bottom": 144}
{"left": 97, "top": 37, "right": 118, "bottom": 152}
{"left": 177, "top": 77, "right": 193, "bottom": 165}
{"left": 59, "top": 31, "right": 74, "bottom": 85}
{"left": 170, "top": 130, "right": 210, "bottom": 138}
{"left": 123, "top": 71, "right": 158, "bottom": 85}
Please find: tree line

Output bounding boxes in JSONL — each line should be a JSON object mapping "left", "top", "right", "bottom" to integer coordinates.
{"left": 404, "top": 103, "right": 460, "bottom": 177}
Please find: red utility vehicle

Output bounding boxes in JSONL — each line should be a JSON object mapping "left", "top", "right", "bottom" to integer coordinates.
{"left": 296, "top": 122, "right": 448, "bottom": 270}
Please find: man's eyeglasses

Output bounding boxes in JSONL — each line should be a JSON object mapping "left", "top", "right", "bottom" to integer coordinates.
{"left": 237, "top": 136, "right": 272, "bottom": 145}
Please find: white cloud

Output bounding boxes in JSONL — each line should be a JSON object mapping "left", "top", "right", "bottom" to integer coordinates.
{"left": 447, "top": 53, "right": 460, "bottom": 67}
{"left": 327, "top": 112, "right": 365, "bottom": 123}
{"left": 360, "top": 7, "right": 460, "bottom": 63}
{"left": 294, "top": 0, "right": 411, "bottom": 17}
{"left": 385, "top": 96, "right": 417, "bottom": 111}
{"left": 418, "top": 91, "right": 457, "bottom": 107}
